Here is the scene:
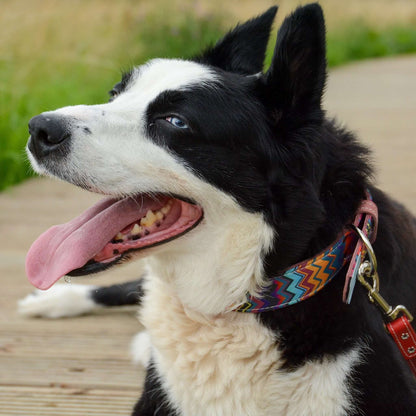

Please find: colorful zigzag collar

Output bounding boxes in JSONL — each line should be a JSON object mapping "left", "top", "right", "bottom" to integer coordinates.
{"left": 233, "top": 195, "right": 378, "bottom": 313}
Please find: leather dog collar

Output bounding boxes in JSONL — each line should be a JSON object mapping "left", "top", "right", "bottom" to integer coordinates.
{"left": 233, "top": 193, "right": 378, "bottom": 313}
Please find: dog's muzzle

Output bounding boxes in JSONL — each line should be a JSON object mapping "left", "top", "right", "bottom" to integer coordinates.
{"left": 27, "top": 114, "right": 71, "bottom": 160}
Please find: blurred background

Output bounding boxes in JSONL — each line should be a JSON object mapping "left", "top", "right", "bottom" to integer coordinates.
{"left": 1, "top": 3, "right": 415, "bottom": 413}
{"left": 1, "top": 0, "right": 416, "bottom": 192}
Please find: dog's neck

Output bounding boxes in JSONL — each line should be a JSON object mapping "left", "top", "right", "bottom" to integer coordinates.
{"left": 147, "top": 193, "right": 377, "bottom": 318}
{"left": 146, "top": 211, "right": 274, "bottom": 316}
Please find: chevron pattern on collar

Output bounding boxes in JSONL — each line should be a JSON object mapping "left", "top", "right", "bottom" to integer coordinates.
{"left": 233, "top": 230, "right": 356, "bottom": 313}
{"left": 233, "top": 194, "right": 377, "bottom": 313}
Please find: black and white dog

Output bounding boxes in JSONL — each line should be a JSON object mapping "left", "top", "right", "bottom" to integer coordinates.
{"left": 19, "top": 4, "right": 416, "bottom": 415}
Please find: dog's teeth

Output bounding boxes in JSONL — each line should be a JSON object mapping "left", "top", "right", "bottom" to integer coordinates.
{"left": 140, "top": 210, "right": 157, "bottom": 227}
{"left": 138, "top": 203, "right": 172, "bottom": 228}
{"left": 161, "top": 205, "right": 171, "bottom": 215}
{"left": 112, "top": 204, "right": 171, "bottom": 243}
{"left": 131, "top": 223, "right": 142, "bottom": 236}
{"left": 146, "top": 213, "right": 156, "bottom": 226}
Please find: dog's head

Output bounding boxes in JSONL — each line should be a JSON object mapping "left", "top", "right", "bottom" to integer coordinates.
{"left": 26, "top": 4, "right": 369, "bottom": 314}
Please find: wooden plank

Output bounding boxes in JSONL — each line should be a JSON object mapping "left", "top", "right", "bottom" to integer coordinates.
{"left": 0, "top": 386, "right": 138, "bottom": 416}
{"left": 0, "top": 180, "right": 145, "bottom": 415}
{"left": 1, "top": 324, "right": 141, "bottom": 360}
{"left": 0, "top": 356, "right": 143, "bottom": 390}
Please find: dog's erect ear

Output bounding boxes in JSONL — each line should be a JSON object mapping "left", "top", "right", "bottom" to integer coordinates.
{"left": 262, "top": 4, "right": 326, "bottom": 119}
{"left": 195, "top": 6, "right": 278, "bottom": 75}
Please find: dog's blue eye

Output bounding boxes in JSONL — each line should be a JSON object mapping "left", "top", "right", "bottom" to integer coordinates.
{"left": 165, "top": 116, "right": 188, "bottom": 129}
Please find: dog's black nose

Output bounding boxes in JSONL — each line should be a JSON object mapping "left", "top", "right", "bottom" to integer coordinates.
{"left": 28, "top": 114, "right": 71, "bottom": 159}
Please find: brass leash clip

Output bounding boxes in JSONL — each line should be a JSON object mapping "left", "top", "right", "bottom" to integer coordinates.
{"left": 351, "top": 225, "right": 413, "bottom": 323}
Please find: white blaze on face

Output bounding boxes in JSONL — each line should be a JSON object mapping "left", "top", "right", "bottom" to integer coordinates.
{"left": 39, "top": 59, "right": 216, "bottom": 197}
{"left": 28, "top": 58, "right": 275, "bottom": 314}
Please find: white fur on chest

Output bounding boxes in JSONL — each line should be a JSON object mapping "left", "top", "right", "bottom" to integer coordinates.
{"left": 139, "top": 277, "right": 360, "bottom": 416}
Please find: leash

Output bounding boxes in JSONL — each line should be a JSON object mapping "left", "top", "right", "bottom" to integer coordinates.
{"left": 351, "top": 225, "right": 416, "bottom": 377}
{"left": 233, "top": 192, "right": 416, "bottom": 378}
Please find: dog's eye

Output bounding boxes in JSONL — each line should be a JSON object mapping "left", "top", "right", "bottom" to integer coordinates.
{"left": 165, "top": 116, "right": 188, "bottom": 129}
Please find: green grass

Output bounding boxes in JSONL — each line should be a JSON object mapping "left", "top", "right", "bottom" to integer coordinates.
{"left": 327, "top": 21, "right": 416, "bottom": 67}
{"left": 264, "top": 21, "right": 416, "bottom": 68}
{"left": 1, "top": 14, "right": 416, "bottom": 192}
{"left": 0, "top": 12, "right": 223, "bottom": 191}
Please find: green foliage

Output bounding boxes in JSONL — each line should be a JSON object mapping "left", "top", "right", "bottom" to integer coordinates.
{"left": 136, "top": 13, "right": 223, "bottom": 61}
{"left": 1, "top": 14, "right": 416, "bottom": 192}
{"left": 327, "top": 22, "right": 416, "bottom": 67}
{"left": 0, "top": 64, "right": 118, "bottom": 191}
{"left": 0, "top": 13, "right": 223, "bottom": 191}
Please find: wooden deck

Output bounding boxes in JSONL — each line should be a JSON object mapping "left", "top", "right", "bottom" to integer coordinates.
{"left": 0, "top": 179, "right": 145, "bottom": 415}
{"left": 0, "top": 56, "right": 415, "bottom": 415}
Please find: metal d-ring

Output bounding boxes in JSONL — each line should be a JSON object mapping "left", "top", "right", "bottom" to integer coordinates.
{"left": 350, "top": 224, "right": 413, "bottom": 323}
{"left": 350, "top": 225, "right": 378, "bottom": 273}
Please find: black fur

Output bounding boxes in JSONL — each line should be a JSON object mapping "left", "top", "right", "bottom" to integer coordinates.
{"left": 30, "top": 3, "right": 416, "bottom": 414}
{"left": 132, "top": 362, "right": 178, "bottom": 416}
{"left": 90, "top": 279, "right": 144, "bottom": 307}
{"left": 195, "top": 6, "right": 278, "bottom": 75}
{"left": 142, "top": 4, "right": 416, "bottom": 413}
{"left": 109, "top": 70, "right": 135, "bottom": 100}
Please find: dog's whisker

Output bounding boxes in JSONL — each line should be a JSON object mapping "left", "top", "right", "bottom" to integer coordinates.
{"left": 21, "top": 3, "right": 415, "bottom": 414}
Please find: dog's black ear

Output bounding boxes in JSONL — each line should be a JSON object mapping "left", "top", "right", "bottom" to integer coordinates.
{"left": 262, "top": 4, "right": 326, "bottom": 120}
{"left": 195, "top": 6, "right": 278, "bottom": 75}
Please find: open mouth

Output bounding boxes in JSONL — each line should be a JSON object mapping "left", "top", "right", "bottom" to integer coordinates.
{"left": 26, "top": 194, "right": 203, "bottom": 290}
{"left": 69, "top": 197, "right": 203, "bottom": 276}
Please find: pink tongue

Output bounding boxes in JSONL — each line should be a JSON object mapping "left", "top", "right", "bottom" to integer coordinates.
{"left": 26, "top": 196, "right": 162, "bottom": 290}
